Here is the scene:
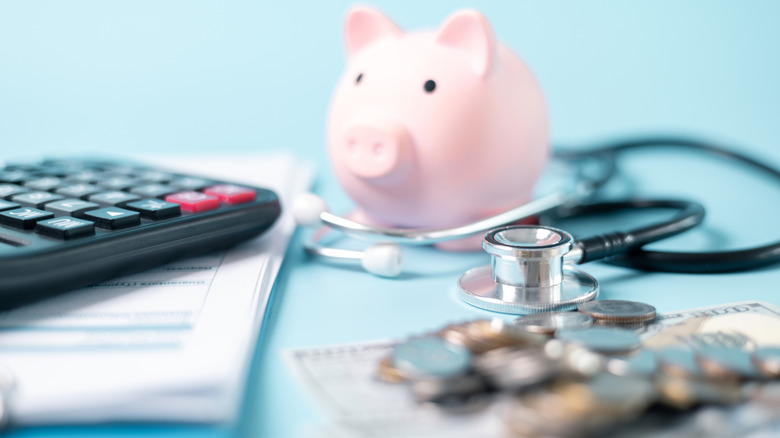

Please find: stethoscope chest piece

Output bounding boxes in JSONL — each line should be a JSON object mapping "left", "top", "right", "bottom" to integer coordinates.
{"left": 457, "top": 226, "right": 598, "bottom": 314}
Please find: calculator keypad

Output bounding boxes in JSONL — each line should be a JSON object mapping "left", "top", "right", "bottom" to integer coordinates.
{"left": 84, "top": 207, "right": 141, "bottom": 230}
{"left": 165, "top": 191, "right": 220, "bottom": 213}
{"left": 125, "top": 199, "right": 180, "bottom": 220}
{"left": 0, "top": 200, "right": 21, "bottom": 212}
{"left": 55, "top": 184, "right": 103, "bottom": 199}
{"left": 88, "top": 191, "right": 143, "bottom": 207}
{"left": 12, "top": 191, "right": 65, "bottom": 208}
{"left": 0, "top": 184, "right": 31, "bottom": 200}
{"left": 0, "top": 160, "right": 257, "bottom": 240}
{"left": 36, "top": 217, "right": 95, "bottom": 239}
{"left": 44, "top": 199, "right": 100, "bottom": 218}
{"left": 204, "top": 184, "right": 257, "bottom": 204}
{"left": 0, "top": 208, "right": 55, "bottom": 229}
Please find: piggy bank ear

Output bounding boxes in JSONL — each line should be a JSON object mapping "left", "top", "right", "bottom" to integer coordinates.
{"left": 344, "top": 7, "right": 403, "bottom": 59}
{"left": 435, "top": 10, "right": 496, "bottom": 78}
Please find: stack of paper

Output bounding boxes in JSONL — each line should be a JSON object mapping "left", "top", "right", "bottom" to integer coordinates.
{"left": 0, "top": 153, "right": 313, "bottom": 425}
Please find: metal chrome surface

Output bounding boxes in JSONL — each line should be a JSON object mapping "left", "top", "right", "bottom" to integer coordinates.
{"left": 578, "top": 300, "right": 657, "bottom": 323}
{"left": 484, "top": 226, "right": 574, "bottom": 288}
{"left": 318, "top": 191, "right": 571, "bottom": 245}
{"left": 457, "top": 265, "right": 598, "bottom": 314}
{"left": 514, "top": 311, "right": 594, "bottom": 335}
{"left": 392, "top": 337, "right": 472, "bottom": 379}
{"left": 555, "top": 327, "right": 641, "bottom": 354}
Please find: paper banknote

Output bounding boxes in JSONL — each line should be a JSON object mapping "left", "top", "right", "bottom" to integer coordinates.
{"left": 286, "top": 301, "right": 780, "bottom": 438}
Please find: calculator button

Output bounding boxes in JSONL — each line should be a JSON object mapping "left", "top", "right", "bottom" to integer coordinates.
{"left": 135, "top": 170, "right": 174, "bottom": 184}
{"left": 101, "top": 165, "right": 139, "bottom": 176}
{"left": 0, "top": 184, "right": 30, "bottom": 200}
{"left": 165, "top": 191, "right": 219, "bottom": 213}
{"left": 83, "top": 208, "right": 141, "bottom": 230}
{"left": 36, "top": 217, "right": 95, "bottom": 239}
{"left": 168, "top": 177, "right": 214, "bottom": 191}
{"left": 23, "top": 177, "right": 62, "bottom": 191}
{"left": 129, "top": 184, "right": 178, "bottom": 199}
{"left": 55, "top": 183, "right": 104, "bottom": 199}
{"left": 31, "top": 167, "right": 74, "bottom": 178}
{"left": 0, "top": 170, "right": 32, "bottom": 184}
{"left": 88, "top": 191, "right": 142, "bottom": 207}
{"left": 63, "top": 170, "right": 101, "bottom": 183}
{"left": 11, "top": 191, "right": 65, "bottom": 208}
{"left": 0, "top": 200, "right": 21, "bottom": 212}
{"left": 44, "top": 199, "right": 100, "bottom": 218}
{"left": 2, "top": 164, "right": 39, "bottom": 172}
{"left": 96, "top": 177, "right": 138, "bottom": 191}
{"left": 125, "top": 199, "right": 181, "bottom": 220}
{"left": 203, "top": 185, "right": 256, "bottom": 205}
{"left": 0, "top": 208, "right": 55, "bottom": 229}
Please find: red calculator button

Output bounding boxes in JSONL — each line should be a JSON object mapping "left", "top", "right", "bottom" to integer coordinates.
{"left": 203, "top": 184, "right": 256, "bottom": 204}
{"left": 165, "top": 191, "right": 219, "bottom": 213}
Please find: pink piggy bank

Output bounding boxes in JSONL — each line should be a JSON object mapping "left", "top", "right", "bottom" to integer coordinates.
{"left": 328, "top": 7, "right": 548, "bottom": 250}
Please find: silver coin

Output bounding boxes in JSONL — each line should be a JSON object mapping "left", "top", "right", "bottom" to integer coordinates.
{"left": 578, "top": 300, "right": 656, "bottom": 323}
{"left": 752, "top": 346, "right": 780, "bottom": 377}
{"left": 656, "top": 346, "right": 703, "bottom": 378}
{"left": 559, "top": 343, "right": 605, "bottom": 377}
{"left": 410, "top": 373, "right": 486, "bottom": 403}
{"left": 475, "top": 345, "right": 560, "bottom": 390}
{"left": 606, "top": 348, "right": 658, "bottom": 377}
{"left": 555, "top": 327, "right": 641, "bottom": 354}
{"left": 0, "top": 365, "right": 14, "bottom": 431}
{"left": 694, "top": 345, "right": 762, "bottom": 380}
{"left": 745, "top": 381, "right": 780, "bottom": 406}
{"left": 504, "top": 391, "right": 589, "bottom": 438}
{"left": 655, "top": 374, "right": 742, "bottom": 409}
{"left": 582, "top": 373, "right": 657, "bottom": 415}
{"left": 514, "top": 311, "right": 594, "bottom": 335}
{"left": 0, "top": 391, "right": 6, "bottom": 432}
{"left": 392, "top": 337, "right": 472, "bottom": 379}
{"left": 593, "top": 319, "right": 647, "bottom": 330}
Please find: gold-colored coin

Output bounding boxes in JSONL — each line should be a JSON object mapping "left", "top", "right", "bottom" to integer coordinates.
{"left": 752, "top": 346, "right": 780, "bottom": 377}
{"left": 377, "top": 356, "right": 407, "bottom": 383}
{"left": 551, "top": 373, "right": 656, "bottom": 419}
{"left": 439, "top": 323, "right": 499, "bottom": 354}
{"left": 578, "top": 300, "right": 656, "bottom": 324}
{"left": 439, "top": 319, "right": 546, "bottom": 355}
{"left": 656, "top": 346, "right": 703, "bottom": 379}
{"left": 743, "top": 381, "right": 780, "bottom": 406}
{"left": 654, "top": 374, "right": 742, "bottom": 410}
{"left": 504, "top": 390, "right": 593, "bottom": 438}
{"left": 467, "top": 319, "right": 547, "bottom": 346}
{"left": 694, "top": 345, "right": 761, "bottom": 380}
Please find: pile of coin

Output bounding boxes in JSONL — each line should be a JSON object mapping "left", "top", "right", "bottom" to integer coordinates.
{"left": 377, "top": 300, "right": 780, "bottom": 437}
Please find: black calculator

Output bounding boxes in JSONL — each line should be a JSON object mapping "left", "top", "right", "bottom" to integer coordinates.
{"left": 0, "top": 157, "right": 281, "bottom": 308}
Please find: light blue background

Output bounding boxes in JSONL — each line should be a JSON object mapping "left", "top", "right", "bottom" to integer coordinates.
{"left": 2, "top": 1, "right": 780, "bottom": 437}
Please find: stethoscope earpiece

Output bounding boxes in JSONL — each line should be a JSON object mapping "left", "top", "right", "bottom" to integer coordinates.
{"left": 457, "top": 225, "right": 599, "bottom": 314}
{"left": 294, "top": 138, "right": 780, "bottom": 308}
{"left": 361, "top": 243, "right": 403, "bottom": 277}
{"left": 293, "top": 193, "right": 404, "bottom": 277}
{"left": 292, "top": 192, "right": 330, "bottom": 227}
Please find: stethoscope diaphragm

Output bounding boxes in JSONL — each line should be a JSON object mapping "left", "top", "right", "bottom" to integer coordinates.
{"left": 456, "top": 225, "right": 599, "bottom": 314}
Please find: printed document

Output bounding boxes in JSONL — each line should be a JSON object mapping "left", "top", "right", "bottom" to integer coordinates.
{"left": 0, "top": 153, "right": 313, "bottom": 425}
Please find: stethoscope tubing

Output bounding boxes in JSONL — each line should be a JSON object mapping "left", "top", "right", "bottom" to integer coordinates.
{"left": 315, "top": 190, "right": 571, "bottom": 245}
{"left": 299, "top": 136, "right": 780, "bottom": 275}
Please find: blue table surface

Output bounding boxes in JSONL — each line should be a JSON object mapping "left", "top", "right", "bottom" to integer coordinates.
{"left": 2, "top": 1, "right": 780, "bottom": 437}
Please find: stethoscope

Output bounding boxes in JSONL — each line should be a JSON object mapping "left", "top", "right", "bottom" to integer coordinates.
{"left": 294, "top": 137, "right": 780, "bottom": 313}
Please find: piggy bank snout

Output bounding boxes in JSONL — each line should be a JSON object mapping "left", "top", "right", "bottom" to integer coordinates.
{"left": 341, "top": 124, "right": 412, "bottom": 180}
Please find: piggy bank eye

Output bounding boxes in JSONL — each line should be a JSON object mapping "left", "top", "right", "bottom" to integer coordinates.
{"left": 424, "top": 79, "right": 436, "bottom": 93}
{"left": 355, "top": 73, "right": 364, "bottom": 84}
